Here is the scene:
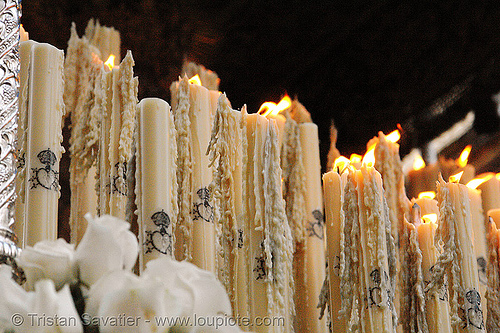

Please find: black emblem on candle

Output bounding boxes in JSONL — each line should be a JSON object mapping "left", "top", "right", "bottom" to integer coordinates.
{"left": 29, "top": 148, "right": 59, "bottom": 190}
{"left": 465, "top": 289, "right": 484, "bottom": 329}
{"left": 253, "top": 241, "right": 267, "bottom": 281}
{"left": 145, "top": 209, "right": 172, "bottom": 255}
{"left": 306, "top": 209, "right": 324, "bottom": 240}
{"left": 333, "top": 255, "right": 341, "bottom": 277}
{"left": 367, "top": 268, "right": 382, "bottom": 307}
{"left": 477, "top": 257, "right": 487, "bottom": 285}
{"left": 192, "top": 187, "right": 213, "bottom": 222}
{"left": 111, "top": 162, "right": 127, "bottom": 196}
{"left": 17, "top": 152, "right": 25, "bottom": 170}
{"left": 237, "top": 229, "right": 244, "bottom": 249}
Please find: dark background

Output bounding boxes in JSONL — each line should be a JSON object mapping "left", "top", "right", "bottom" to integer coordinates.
{"left": 23, "top": 0, "right": 500, "bottom": 168}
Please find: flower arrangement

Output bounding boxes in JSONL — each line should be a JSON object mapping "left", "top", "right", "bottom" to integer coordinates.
{"left": 0, "top": 214, "right": 242, "bottom": 332}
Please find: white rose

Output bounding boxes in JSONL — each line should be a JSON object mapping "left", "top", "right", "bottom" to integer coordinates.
{"left": 16, "top": 238, "right": 77, "bottom": 291}
{"left": 75, "top": 214, "right": 138, "bottom": 287}
{"left": 86, "top": 270, "right": 181, "bottom": 333}
{"left": 29, "top": 280, "right": 83, "bottom": 333}
{"left": 0, "top": 267, "right": 83, "bottom": 333}
{"left": 143, "top": 257, "right": 232, "bottom": 322}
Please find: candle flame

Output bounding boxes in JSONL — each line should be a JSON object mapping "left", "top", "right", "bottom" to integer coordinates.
{"left": 457, "top": 145, "right": 472, "bottom": 168}
{"left": 258, "top": 95, "right": 291, "bottom": 117}
{"left": 349, "top": 154, "right": 362, "bottom": 164}
{"left": 104, "top": 55, "right": 116, "bottom": 71}
{"left": 422, "top": 213, "right": 438, "bottom": 224}
{"left": 449, "top": 171, "right": 464, "bottom": 183}
{"left": 413, "top": 154, "right": 426, "bottom": 171}
{"left": 418, "top": 191, "right": 436, "bottom": 200}
{"left": 386, "top": 129, "right": 401, "bottom": 143}
{"left": 496, "top": 172, "right": 500, "bottom": 181}
{"left": 333, "top": 156, "right": 350, "bottom": 174}
{"left": 466, "top": 173, "right": 494, "bottom": 190}
{"left": 188, "top": 74, "right": 202, "bottom": 86}
{"left": 362, "top": 143, "right": 376, "bottom": 167}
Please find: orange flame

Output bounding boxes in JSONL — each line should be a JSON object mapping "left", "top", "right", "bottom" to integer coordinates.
{"left": 333, "top": 156, "right": 350, "bottom": 174}
{"left": 422, "top": 213, "right": 438, "bottom": 224}
{"left": 349, "top": 154, "right": 362, "bottom": 164}
{"left": 457, "top": 145, "right": 472, "bottom": 168}
{"left": 413, "top": 155, "right": 426, "bottom": 171}
{"left": 258, "top": 95, "right": 291, "bottom": 117}
{"left": 362, "top": 143, "right": 376, "bottom": 167}
{"left": 386, "top": 129, "right": 400, "bottom": 143}
{"left": 418, "top": 191, "right": 436, "bottom": 200}
{"left": 496, "top": 173, "right": 500, "bottom": 181}
{"left": 466, "top": 173, "right": 494, "bottom": 190}
{"left": 188, "top": 74, "right": 202, "bottom": 86}
{"left": 104, "top": 55, "right": 116, "bottom": 71}
{"left": 449, "top": 171, "right": 464, "bottom": 183}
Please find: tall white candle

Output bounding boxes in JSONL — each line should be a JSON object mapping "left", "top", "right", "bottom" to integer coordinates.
{"left": 64, "top": 24, "right": 103, "bottom": 244}
{"left": 417, "top": 215, "right": 452, "bottom": 332}
{"left": 97, "top": 51, "right": 138, "bottom": 221}
{"left": 135, "top": 98, "right": 177, "bottom": 271}
{"left": 323, "top": 164, "right": 348, "bottom": 332}
{"left": 16, "top": 41, "right": 65, "bottom": 247}
{"left": 485, "top": 219, "right": 500, "bottom": 331}
{"left": 170, "top": 75, "right": 217, "bottom": 273}
{"left": 242, "top": 112, "right": 294, "bottom": 332}
{"left": 206, "top": 95, "right": 246, "bottom": 316}
{"left": 427, "top": 177, "right": 485, "bottom": 332}
{"left": 340, "top": 166, "right": 397, "bottom": 333}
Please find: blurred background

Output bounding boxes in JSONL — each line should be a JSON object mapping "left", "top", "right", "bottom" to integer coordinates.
{"left": 22, "top": 0, "right": 500, "bottom": 237}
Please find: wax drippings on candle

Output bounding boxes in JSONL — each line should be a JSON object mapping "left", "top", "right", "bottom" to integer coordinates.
{"left": 206, "top": 94, "right": 242, "bottom": 308}
{"left": 281, "top": 111, "right": 306, "bottom": 245}
{"left": 486, "top": 218, "right": 500, "bottom": 331}
{"left": 263, "top": 120, "right": 295, "bottom": 325}
{"left": 85, "top": 18, "right": 121, "bottom": 64}
{"left": 172, "top": 76, "right": 193, "bottom": 261}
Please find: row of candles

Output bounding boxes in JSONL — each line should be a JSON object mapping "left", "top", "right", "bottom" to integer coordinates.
{"left": 12, "top": 20, "right": 500, "bottom": 333}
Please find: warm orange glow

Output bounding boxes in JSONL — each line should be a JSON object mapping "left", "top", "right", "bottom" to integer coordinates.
{"left": 333, "top": 156, "right": 350, "bottom": 174}
{"left": 422, "top": 213, "right": 438, "bottom": 224}
{"left": 188, "top": 74, "right": 202, "bottom": 86}
{"left": 413, "top": 155, "right": 426, "bottom": 171}
{"left": 258, "top": 95, "right": 291, "bottom": 117}
{"left": 386, "top": 129, "right": 400, "bottom": 143}
{"left": 496, "top": 173, "right": 500, "bottom": 181}
{"left": 457, "top": 145, "right": 472, "bottom": 168}
{"left": 449, "top": 171, "right": 464, "bottom": 183}
{"left": 349, "top": 154, "right": 362, "bottom": 164}
{"left": 466, "top": 174, "right": 494, "bottom": 190}
{"left": 362, "top": 144, "right": 376, "bottom": 167}
{"left": 104, "top": 55, "right": 116, "bottom": 71}
{"left": 418, "top": 191, "right": 436, "bottom": 200}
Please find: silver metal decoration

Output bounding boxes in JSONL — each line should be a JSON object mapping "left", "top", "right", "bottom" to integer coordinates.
{"left": 0, "top": 0, "right": 23, "bottom": 283}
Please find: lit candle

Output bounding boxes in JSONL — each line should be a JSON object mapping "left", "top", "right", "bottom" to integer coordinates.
{"left": 182, "top": 61, "right": 221, "bottom": 91}
{"left": 477, "top": 173, "right": 500, "bottom": 222}
{"left": 322, "top": 157, "right": 349, "bottom": 332}
{"left": 369, "top": 130, "right": 409, "bottom": 242}
{"left": 135, "top": 98, "right": 177, "bottom": 270}
{"left": 242, "top": 112, "right": 294, "bottom": 332}
{"left": 20, "top": 24, "right": 29, "bottom": 42}
{"left": 170, "top": 75, "right": 217, "bottom": 273}
{"left": 416, "top": 213, "right": 452, "bottom": 332}
{"left": 97, "top": 51, "right": 138, "bottom": 221}
{"left": 406, "top": 154, "right": 439, "bottom": 199}
{"left": 258, "top": 95, "right": 290, "bottom": 148}
{"left": 485, "top": 218, "right": 500, "bottom": 331}
{"left": 427, "top": 175, "right": 485, "bottom": 332}
{"left": 456, "top": 145, "right": 475, "bottom": 185}
{"left": 340, "top": 165, "right": 397, "bottom": 333}
{"left": 399, "top": 204, "right": 427, "bottom": 332}
{"left": 16, "top": 41, "right": 65, "bottom": 247}
{"left": 466, "top": 176, "right": 490, "bottom": 317}
{"left": 412, "top": 191, "right": 439, "bottom": 216}
{"left": 206, "top": 95, "right": 246, "bottom": 317}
